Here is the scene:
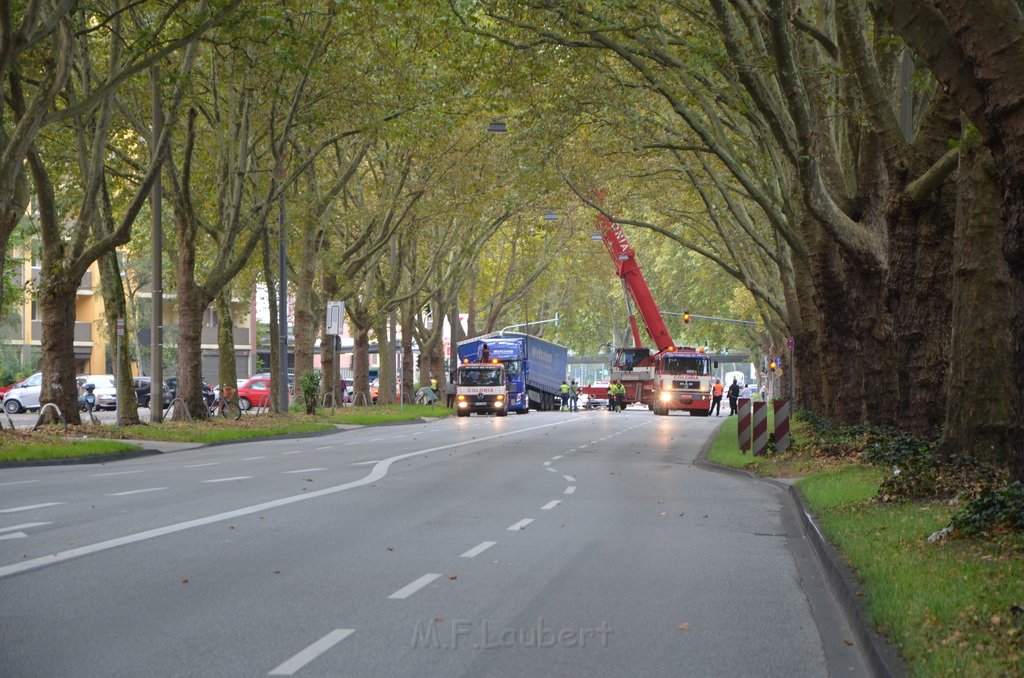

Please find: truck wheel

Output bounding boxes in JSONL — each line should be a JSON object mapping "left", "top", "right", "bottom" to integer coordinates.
{"left": 496, "top": 409, "right": 507, "bottom": 417}
{"left": 456, "top": 410, "right": 469, "bottom": 417}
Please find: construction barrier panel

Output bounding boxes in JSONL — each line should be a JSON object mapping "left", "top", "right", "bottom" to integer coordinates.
{"left": 752, "top": 401, "right": 768, "bottom": 457}
{"left": 773, "top": 399, "right": 791, "bottom": 454}
{"left": 738, "top": 398, "right": 751, "bottom": 452}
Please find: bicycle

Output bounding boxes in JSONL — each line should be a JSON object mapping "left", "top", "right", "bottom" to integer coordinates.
{"left": 208, "top": 386, "right": 242, "bottom": 421}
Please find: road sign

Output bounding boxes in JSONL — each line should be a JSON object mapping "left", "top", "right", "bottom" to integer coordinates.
{"left": 116, "top": 319, "right": 125, "bottom": 337}
{"left": 786, "top": 336, "right": 795, "bottom": 351}
{"left": 326, "top": 301, "right": 345, "bottom": 336}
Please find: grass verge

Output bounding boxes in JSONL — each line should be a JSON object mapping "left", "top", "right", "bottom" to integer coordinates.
{"left": 0, "top": 404, "right": 453, "bottom": 462}
{"left": 0, "top": 431, "right": 141, "bottom": 462}
{"left": 708, "top": 417, "right": 1024, "bottom": 676}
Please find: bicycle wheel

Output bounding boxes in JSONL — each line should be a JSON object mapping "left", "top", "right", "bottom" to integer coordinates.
{"left": 221, "top": 401, "right": 242, "bottom": 420}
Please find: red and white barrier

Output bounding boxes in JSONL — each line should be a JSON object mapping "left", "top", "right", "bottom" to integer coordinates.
{"left": 752, "top": 401, "right": 768, "bottom": 457}
{"left": 773, "top": 399, "right": 790, "bottom": 453}
{"left": 738, "top": 398, "right": 751, "bottom": 453}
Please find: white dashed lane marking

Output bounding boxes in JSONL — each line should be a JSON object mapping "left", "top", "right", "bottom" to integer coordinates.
{"left": 388, "top": 573, "right": 442, "bottom": 600}
{"left": 507, "top": 519, "right": 534, "bottom": 531}
{"left": 564, "top": 486, "right": 577, "bottom": 495}
{"left": 106, "top": 488, "right": 167, "bottom": 497}
{"left": 0, "top": 502, "right": 65, "bottom": 514}
{"left": 268, "top": 629, "right": 355, "bottom": 676}
{"left": 541, "top": 500, "right": 561, "bottom": 510}
{"left": 0, "top": 480, "right": 39, "bottom": 487}
{"left": 91, "top": 470, "right": 143, "bottom": 477}
{"left": 184, "top": 463, "right": 219, "bottom": 469}
{"left": 460, "top": 541, "right": 497, "bottom": 558}
{"left": 283, "top": 468, "right": 327, "bottom": 474}
{"left": 201, "top": 476, "right": 253, "bottom": 484}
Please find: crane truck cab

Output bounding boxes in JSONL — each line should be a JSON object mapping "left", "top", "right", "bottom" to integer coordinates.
{"left": 651, "top": 348, "right": 715, "bottom": 416}
{"left": 454, "top": 360, "right": 508, "bottom": 417}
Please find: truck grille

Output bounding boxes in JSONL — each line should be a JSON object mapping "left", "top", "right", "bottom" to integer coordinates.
{"left": 673, "top": 379, "right": 701, "bottom": 390}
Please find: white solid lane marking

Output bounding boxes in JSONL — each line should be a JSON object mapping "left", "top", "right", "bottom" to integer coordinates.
{"left": 0, "top": 502, "right": 65, "bottom": 514}
{"left": 388, "top": 573, "right": 442, "bottom": 600}
{"left": 0, "top": 480, "right": 39, "bottom": 487}
{"left": 268, "top": 628, "right": 355, "bottom": 676}
{"left": 0, "top": 522, "right": 50, "bottom": 533}
{"left": 563, "top": 475, "right": 576, "bottom": 482}
{"left": 507, "top": 519, "right": 534, "bottom": 531}
{"left": 106, "top": 488, "right": 168, "bottom": 497}
{"left": 460, "top": 541, "right": 497, "bottom": 558}
{"left": 541, "top": 500, "right": 561, "bottom": 510}
{"left": 0, "top": 419, "right": 567, "bottom": 580}
{"left": 349, "top": 460, "right": 380, "bottom": 466}
{"left": 0, "top": 532, "right": 27, "bottom": 541}
{"left": 316, "top": 446, "right": 332, "bottom": 451}
{"left": 282, "top": 450, "right": 302, "bottom": 456}
{"left": 242, "top": 456, "right": 266, "bottom": 461}
{"left": 564, "top": 486, "right": 577, "bottom": 495}
{"left": 283, "top": 468, "right": 327, "bottom": 474}
{"left": 91, "top": 470, "right": 143, "bottom": 477}
{"left": 202, "top": 476, "right": 253, "bottom": 483}
{"left": 185, "top": 462, "right": 219, "bottom": 469}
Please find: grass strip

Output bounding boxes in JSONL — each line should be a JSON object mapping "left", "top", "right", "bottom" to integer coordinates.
{"left": 709, "top": 417, "right": 1024, "bottom": 676}
{"left": 0, "top": 436, "right": 140, "bottom": 462}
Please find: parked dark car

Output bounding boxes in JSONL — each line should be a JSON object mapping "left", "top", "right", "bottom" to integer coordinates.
{"left": 164, "top": 377, "right": 215, "bottom": 408}
{"left": 132, "top": 377, "right": 172, "bottom": 409}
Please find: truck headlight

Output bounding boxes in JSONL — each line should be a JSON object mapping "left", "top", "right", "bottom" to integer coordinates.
{"left": 457, "top": 401, "right": 468, "bottom": 409}
{"left": 495, "top": 401, "right": 504, "bottom": 408}
{"left": 659, "top": 391, "right": 672, "bottom": 403}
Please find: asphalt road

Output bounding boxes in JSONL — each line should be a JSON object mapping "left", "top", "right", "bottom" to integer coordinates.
{"left": 0, "top": 410, "right": 870, "bottom": 677}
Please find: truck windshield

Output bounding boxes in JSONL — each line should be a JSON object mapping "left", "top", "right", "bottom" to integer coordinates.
{"left": 661, "top": 356, "right": 711, "bottom": 375}
{"left": 502, "top": 360, "right": 522, "bottom": 377}
{"left": 459, "top": 368, "right": 504, "bottom": 387}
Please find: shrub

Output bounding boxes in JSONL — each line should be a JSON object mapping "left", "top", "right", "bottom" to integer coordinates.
{"left": 952, "top": 482, "right": 1024, "bottom": 535}
{"left": 300, "top": 370, "right": 321, "bottom": 416}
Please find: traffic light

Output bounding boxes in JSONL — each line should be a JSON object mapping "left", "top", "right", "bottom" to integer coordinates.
{"left": 683, "top": 310, "right": 691, "bottom": 323}
{"left": 768, "top": 358, "right": 778, "bottom": 370}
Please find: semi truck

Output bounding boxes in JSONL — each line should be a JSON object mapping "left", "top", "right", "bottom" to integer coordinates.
{"left": 454, "top": 360, "right": 508, "bottom": 417}
{"left": 457, "top": 333, "right": 568, "bottom": 412}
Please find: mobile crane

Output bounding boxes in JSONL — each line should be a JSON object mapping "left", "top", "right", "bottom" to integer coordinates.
{"left": 592, "top": 210, "right": 716, "bottom": 416}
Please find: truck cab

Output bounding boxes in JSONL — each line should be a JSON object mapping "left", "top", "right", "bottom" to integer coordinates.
{"left": 454, "top": 361, "right": 508, "bottom": 417}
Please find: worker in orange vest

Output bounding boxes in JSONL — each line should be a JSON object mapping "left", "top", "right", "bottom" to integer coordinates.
{"left": 710, "top": 379, "right": 724, "bottom": 416}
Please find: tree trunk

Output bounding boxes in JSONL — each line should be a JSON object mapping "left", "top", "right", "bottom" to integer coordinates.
{"left": 375, "top": 318, "right": 395, "bottom": 405}
{"left": 215, "top": 288, "right": 237, "bottom": 395}
{"left": 939, "top": 141, "right": 1012, "bottom": 460}
{"left": 320, "top": 271, "right": 340, "bottom": 407}
{"left": 351, "top": 326, "right": 371, "bottom": 406}
{"left": 37, "top": 282, "right": 81, "bottom": 425}
{"left": 98, "top": 250, "right": 141, "bottom": 425}
{"left": 292, "top": 215, "right": 318, "bottom": 403}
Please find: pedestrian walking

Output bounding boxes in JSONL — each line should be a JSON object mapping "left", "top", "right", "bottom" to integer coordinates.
{"left": 727, "top": 378, "right": 740, "bottom": 416}
{"left": 710, "top": 379, "right": 724, "bottom": 416}
{"left": 445, "top": 377, "right": 456, "bottom": 408}
{"left": 569, "top": 380, "right": 579, "bottom": 412}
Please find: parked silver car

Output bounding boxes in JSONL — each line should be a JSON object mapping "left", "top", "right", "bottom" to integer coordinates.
{"left": 1, "top": 371, "right": 42, "bottom": 413}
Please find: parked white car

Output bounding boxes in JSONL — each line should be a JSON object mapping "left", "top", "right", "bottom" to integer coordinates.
{"left": 1, "top": 371, "right": 43, "bottom": 413}
{"left": 76, "top": 374, "right": 118, "bottom": 410}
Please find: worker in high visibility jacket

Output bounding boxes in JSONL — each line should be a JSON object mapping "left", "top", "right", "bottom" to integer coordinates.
{"left": 560, "top": 380, "right": 570, "bottom": 411}
{"left": 710, "top": 379, "right": 724, "bottom": 416}
{"left": 609, "top": 381, "right": 626, "bottom": 412}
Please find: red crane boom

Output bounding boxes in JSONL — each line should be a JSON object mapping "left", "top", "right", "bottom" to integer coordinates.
{"left": 595, "top": 212, "right": 675, "bottom": 352}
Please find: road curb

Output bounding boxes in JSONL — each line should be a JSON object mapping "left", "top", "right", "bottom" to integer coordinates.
{"left": 0, "top": 445, "right": 164, "bottom": 468}
{"left": 695, "top": 442, "right": 904, "bottom": 677}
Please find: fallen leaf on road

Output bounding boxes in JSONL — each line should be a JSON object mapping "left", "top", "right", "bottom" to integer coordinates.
{"left": 677, "top": 623, "right": 690, "bottom": 631}
{"left": 660, "top": 512, "right": 668, "bottom": 517}
{"left": 449, "top": 575, "right": 458, "bottom": 580}
{"left": 181, "top": 578, "right": 189, "bottom": 584}
{"left": 273, "top": 570, "right": 280, "bottom": 575}
{"left": 435, "top": 616, "right": 445, "bottom": 623}
{"left": 844, "top": 639, "right": 854, "bottom": 646}
{"left": 386, "top": 546, "right": 395, "bottom": 552}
